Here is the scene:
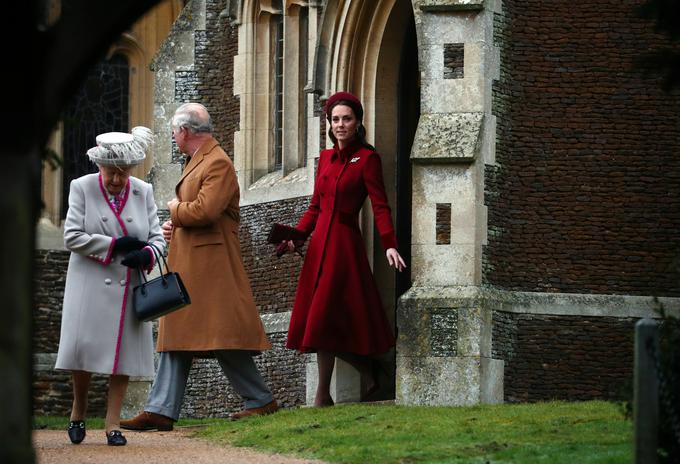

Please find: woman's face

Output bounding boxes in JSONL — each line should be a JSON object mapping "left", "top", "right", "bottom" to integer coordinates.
{"left": 99, "top": 164, "right": 133, "bottom": 195}
{"left": 331, "top": 104, "right": 359, "bottom": 147}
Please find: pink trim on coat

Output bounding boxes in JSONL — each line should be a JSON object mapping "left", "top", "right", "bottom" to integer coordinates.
{"left": 98, "top": 174, "right": 132, "bottom": 375}
{"left": 112, "top": 267, "right": 132, "bottom": 375}
{"left": 98, "top": 174, "right": 130, "bottom": 236}
{"left": 87, "top": 237, "right": 116, "bottom": 265}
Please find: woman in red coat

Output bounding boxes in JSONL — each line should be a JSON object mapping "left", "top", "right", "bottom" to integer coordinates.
{"left": 283, "top": 91, "right": 406, "bottom": 407}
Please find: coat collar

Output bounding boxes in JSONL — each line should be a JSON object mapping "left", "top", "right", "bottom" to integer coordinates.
{"left": 331, "top": 139, "right": 362, "bottom": 163}
{"left": 98, "top": 173, "right": 131, "bottom": 235}
{"left": 177, "top": 137, "right": 220, "bottom": 187}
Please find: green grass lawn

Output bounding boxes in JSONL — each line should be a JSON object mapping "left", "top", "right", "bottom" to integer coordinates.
{"left": 34, "top": 400, "right": 631, "bottom": 464}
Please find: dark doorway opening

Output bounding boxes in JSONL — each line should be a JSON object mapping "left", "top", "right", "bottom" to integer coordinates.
{"left": 369, "top": 0, "right": 419, "bottom": 403}
{"left": 395, "top": 12, "right": 419, "bottom": 300}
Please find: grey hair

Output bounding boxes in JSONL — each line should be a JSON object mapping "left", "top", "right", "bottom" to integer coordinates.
{"left": 172, "top": 103, "right": 213, "bottom": 134}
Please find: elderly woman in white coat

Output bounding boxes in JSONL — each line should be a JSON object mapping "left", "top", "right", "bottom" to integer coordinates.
{"left": 55, "top": 127, "right": 165, "bottom": 446}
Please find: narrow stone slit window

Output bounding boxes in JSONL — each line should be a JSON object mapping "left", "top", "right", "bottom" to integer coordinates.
{"left": 436, "top": 203, "right": 451, "bottom": 245}
{"left": 272, "top": 13, "right": 284, "bottom": 171}
{"left": 444, "top": 43, "right": 464, "bottom": 79}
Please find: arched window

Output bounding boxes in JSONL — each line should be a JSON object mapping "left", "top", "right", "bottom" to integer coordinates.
{"left": 234, "top": 0, "right": 314, "bottom": 205}
{"left": 272, "top": 7, "right": 284, "bottom": 170}
{"left": 61, "top": 54, "right": 130, "bottom": 218}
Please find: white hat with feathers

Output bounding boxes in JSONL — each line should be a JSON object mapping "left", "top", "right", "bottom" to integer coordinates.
{"left": 87, "top": 126, "right": 153, "bottom": 167}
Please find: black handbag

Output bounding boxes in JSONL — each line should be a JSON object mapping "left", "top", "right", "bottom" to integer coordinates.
{"left": 132, "top": 242, "right": 191, "bottom": 322}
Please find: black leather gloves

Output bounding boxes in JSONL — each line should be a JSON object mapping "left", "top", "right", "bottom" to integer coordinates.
{"left": 114, "top": 236, "right": 148, "bottom": 253}
{"left": 121, "top": 249, "right": 153, "bottom": 268}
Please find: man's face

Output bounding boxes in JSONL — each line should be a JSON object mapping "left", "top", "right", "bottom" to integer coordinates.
{"left": 172, "top": 125, "right": 188, "bottom": 154}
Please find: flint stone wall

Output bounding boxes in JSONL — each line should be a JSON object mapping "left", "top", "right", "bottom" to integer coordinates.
{"left": 487, "top": 0, "right": 680, "bottom": 296}
{"left": 492, "top": 312, "right": 636, "bottom": 403}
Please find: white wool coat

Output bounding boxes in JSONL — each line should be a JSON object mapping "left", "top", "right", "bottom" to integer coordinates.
{"left": 55, "top": 173, "right": 165, "bottom": 376}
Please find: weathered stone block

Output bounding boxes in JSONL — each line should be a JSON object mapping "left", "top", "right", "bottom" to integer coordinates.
{"left": 396, "top": 286, "right": 502, "bottom": 405}
{"left": 396, "top": 355, "right": 502, "bottom": 405}
{"left": 411, "top": 244, "right": 477, "bottom": 286}
{"left": 305, "top": 356, "right": 360, "bottom": 405}
{"left": 398, "top": 288, "right": 492, "bottom": 357}
{"left": 150, "top": 163, "right": 183, "bottom": 207}
{"left": 122, "top": 379, "right": 152, "bottom": 419}
{"left": 411, "top": 113, "right": 484, "bottom": 162}
{"left": 457, "top": 306, "right": 492, "bottom": 357}
{"left": 396, "top": 300, "right": 437, "bottom": 358}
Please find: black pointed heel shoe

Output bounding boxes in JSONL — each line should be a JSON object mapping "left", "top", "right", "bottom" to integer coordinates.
{"left": 67, "top": 420, "right": 86, "bottom": 444}
{"left": 106, "top": 429, "right": 127, "bottom": 446}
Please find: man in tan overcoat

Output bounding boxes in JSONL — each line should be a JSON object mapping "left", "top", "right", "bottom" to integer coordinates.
{"left": 121, "top": 103, "right": 278, "bottom": 430}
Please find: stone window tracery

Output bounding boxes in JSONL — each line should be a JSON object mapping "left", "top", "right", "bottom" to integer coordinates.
{"left": 235, "top": 0, "right": 314, "bottom": 204}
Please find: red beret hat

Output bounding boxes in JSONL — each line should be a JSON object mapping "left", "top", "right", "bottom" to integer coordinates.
{"left": 325, "top": 91, "right": 364, "bottom": 121}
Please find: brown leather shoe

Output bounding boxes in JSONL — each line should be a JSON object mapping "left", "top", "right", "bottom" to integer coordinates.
{"left": 230, "top": 400, "right": 279, "bottom": 420}
{"left": 119, "top": 411, "right": 174, "bottom": 431}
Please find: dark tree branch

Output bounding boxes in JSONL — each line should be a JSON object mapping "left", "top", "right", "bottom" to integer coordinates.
{"left": 0, "top": 2, "right": 161, "bottom": 462}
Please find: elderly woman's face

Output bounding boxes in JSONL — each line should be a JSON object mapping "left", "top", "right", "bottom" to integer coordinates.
{"left": 331, "top": 104, "right": 358, "bottom": 147}
{"left": 99, "top": 165, "right": 133, "bottom": 195}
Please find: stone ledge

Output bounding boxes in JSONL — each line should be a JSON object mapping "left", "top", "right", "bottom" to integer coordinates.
{"left": 248, "top": 166, "right": 308, "bottom": 190}
{"left": 398, "top": 285, "right": 680, "bottom": 318}
{"left": 418, "top": 0, "right": 485, "bottom": 12}
{"left": 411, "top": 113, "right": 484, "bottom": 163}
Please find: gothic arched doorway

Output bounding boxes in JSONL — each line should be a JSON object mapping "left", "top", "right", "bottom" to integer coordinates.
{"left": 307, "top": 0, "right": 419, "bottom": 403}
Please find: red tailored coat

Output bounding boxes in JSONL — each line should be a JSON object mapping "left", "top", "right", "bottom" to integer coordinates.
{"left": 286, "top": 141, "right": 397, "bottom": 355}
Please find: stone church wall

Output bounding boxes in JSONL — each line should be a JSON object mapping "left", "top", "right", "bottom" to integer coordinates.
{"left": 492, "top": 311, "right": 636, "bottom": 403}
{"left": 487, "top": 0, "right": 680, "bottom": 402}
{"left": 487, "top": 0, "right": 680, "bottom": 296}
{"left": 32, "top": 250, "right": 109, "bottom": 417}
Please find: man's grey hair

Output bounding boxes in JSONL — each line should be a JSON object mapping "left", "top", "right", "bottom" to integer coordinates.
{"left": 172, "top": 103, "right": 213, "bottom": 134}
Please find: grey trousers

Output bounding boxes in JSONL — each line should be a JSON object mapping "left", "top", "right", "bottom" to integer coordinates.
{"left": 145, "top": 350, "right": 273, "bottom": 420}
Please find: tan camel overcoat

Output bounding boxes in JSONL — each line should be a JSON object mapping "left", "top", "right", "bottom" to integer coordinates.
{"left": 156, "top": 137, "right": 271, "bottom": 352}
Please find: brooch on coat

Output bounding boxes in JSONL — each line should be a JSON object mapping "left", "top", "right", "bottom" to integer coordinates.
{"left": 350, "top": 157, "right": 360, "bottom": 163}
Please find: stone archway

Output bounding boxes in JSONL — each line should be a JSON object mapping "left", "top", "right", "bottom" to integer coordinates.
{"left": 308, "top": 0, "right": 419, "bottom": 402}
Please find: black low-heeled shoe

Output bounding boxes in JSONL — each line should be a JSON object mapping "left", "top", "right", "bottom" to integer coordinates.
{"left": 106, "top": 429, "right": 127, "bottom": 446}
{"left": 67, "top": 420, "right": 86, "bottom": 444}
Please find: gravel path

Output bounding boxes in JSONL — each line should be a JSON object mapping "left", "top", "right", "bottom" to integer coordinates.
{"left": 34, "top": 428, "right": 326, "bottom": 464}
